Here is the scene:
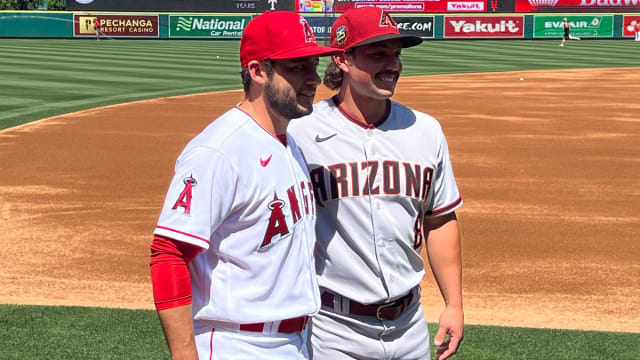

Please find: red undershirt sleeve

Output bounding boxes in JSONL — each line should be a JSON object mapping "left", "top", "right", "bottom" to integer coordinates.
{"left": 150, "top": 235, "right": 201, "bottom": 311}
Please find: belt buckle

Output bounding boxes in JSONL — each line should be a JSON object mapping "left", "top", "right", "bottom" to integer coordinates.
{"left": 375, "top": 299, "right": 402, "bottom": 321}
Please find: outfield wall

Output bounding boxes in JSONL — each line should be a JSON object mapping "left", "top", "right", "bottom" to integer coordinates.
{"left": 1, "top": 11, "right": 639, "bottom": 39}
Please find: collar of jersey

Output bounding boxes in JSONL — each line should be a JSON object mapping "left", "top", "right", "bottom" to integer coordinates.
{"left": 234, "top": 104, "right": 287, "bottom": 146}
{"left": 332, "top": 96, "right": 391, "bottom": 130}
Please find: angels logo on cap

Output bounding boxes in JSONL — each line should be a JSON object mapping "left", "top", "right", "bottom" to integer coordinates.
{"left": 300, "top": 17, "right": 316, "bottom": 43}
{"left": 335, "top": 26, "right": 348, "bottom": 46}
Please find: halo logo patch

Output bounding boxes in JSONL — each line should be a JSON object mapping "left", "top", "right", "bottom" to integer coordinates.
{"left": 335, "top": 25, "right": 348, "bottom": 45}
{"left": 172, "top": 175, "right": 197, "bottom": 214}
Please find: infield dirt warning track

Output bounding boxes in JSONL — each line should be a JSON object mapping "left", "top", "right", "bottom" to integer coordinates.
{"left": 1, "top": 68, "right": 639, "bottom": 333}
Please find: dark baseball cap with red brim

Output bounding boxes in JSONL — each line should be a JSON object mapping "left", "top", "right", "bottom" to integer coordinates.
{"left": 240, "top": 11, "right": 343, "bottom": 67}
{"left": 330, "top": 7, "right": 423, "bottom": 50}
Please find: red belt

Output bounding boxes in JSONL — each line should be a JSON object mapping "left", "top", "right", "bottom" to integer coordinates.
{"left": 238, "top": 315, "right": 309, "bottom": 334}
{"left": 321, "top": 291, "right": 414, "bottom": 321}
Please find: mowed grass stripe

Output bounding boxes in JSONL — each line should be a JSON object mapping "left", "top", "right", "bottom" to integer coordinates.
{"left": 0, "top": 39, "right": 240, "bottom": 61}
{"left": 0, "top": 46, "right": 239, "bottom": 68}
{"left": 0, "top": 83, "right": 240, "bottom": 126}
{"left": 0, "top": 50, "right": 239, "bottom": 75}
{"left": 402, "top": 40, "right": 640, "bottom": 75}
{"left": 2, "top": 39, "right": 638, "bottom": 129}
{"left": 0, "top": 305, "right": 638, "bottom": 360}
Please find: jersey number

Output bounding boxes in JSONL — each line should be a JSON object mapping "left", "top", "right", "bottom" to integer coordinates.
{"left": 413, "top": 212, "right": 423, "bottom": 250}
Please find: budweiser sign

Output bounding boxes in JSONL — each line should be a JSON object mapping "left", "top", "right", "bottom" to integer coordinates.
{"left": 444, "top": 16, "right": 524, "bottom": 38}
{"left": 580, "top": 0, "right": 639, "bottom": 5}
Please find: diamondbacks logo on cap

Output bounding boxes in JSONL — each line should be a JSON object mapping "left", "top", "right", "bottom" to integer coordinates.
{"left": 300, "top": 17, "right": 316, "bottom": 43}
{"left": 335, "top": 25, "right": 348, "bottom": 45}
{"left": 379, "top": 12, "right": 398, "bottom": 28}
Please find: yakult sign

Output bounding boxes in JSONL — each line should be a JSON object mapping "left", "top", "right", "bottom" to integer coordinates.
{"left": 515, "top": 0, "right": 640, "bottom": 11}
{"left": 444, "top": 16, "right": 524, "bottom": 38}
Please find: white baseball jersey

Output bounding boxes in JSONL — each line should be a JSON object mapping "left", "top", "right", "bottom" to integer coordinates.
{"left": 154, "top": 106, "right": 319, "bottom": 326}
{"left": 288, "top": 98, "right": 462, "bottom": 304}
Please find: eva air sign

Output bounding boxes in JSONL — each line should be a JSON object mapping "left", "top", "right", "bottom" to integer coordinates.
{"left": 169, "top": 15, "right": 251, "bottom": 38}
{"left": 533, "top": 15, "right": 613, "bottom": 38}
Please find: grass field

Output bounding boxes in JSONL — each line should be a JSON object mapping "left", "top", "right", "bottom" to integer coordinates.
{"left": 1, "top": 305, "right": 638, "bottom": 359}
{"left": 1, "top": 39, "right": 639, "bottom": 130}
{"left": 2, "top": 38, "right": 640, "bottom": 359}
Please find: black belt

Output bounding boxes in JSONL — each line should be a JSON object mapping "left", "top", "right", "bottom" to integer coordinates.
{"left": 321, "top": 291, "right": 414, "bottom": 321}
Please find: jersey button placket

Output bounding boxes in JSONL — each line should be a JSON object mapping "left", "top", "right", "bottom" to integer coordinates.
{"left": 363, "top": 130, "right": 391, "bottom": 299}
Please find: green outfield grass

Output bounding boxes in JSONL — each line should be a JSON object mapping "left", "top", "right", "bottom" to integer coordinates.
{"left": 0, "top": 305, "right": 638, "bottom": 359}
{"left": 1, "top": 39, "right": 639, "bottom": 130}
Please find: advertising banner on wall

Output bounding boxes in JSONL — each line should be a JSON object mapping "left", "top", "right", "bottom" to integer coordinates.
{"left": 515, "top": 0, "right": 640, "bottom": 12}
{"left": 169, "top": 15, "right": 251, "bottom": 39}
{"left": 298, "top": 0, "right": 333, "bottom": 12}
{"left": 69, "top": 0, "right": 295, "bottom": 12}
{"left": 444, "top": 16, "right": 524, "bottom": 38}
{"left": 304, "top": 16, "right": 336, "bottom": 39}
{"left": 301, "top": 0, "right": 486, "bottom": 12}
{"left": 395, "top": 16, "right": 435, "bottom": 38}
{"left": 622, "top": 15, "right": 640, "bottom": 37}
{"left": 74, "top": 14, "right": 159, "bottom": 38}
{"left": 533, "top": 15, "right": 613, "bottom": 38}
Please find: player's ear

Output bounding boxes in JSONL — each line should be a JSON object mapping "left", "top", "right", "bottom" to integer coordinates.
{"left": 247, "top": 60, "right": 268, "bottom": 86}
{"left": 332, "top": 53, "right": 351, "bottom": 73}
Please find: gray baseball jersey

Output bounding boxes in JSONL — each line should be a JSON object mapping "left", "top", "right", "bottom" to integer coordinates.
{"left": 288, "top": 98, "right": 462, "bottom": 304}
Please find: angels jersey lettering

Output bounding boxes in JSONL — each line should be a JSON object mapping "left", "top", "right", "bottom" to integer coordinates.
{"left": 288, "top": 98, "right": 462, "bottom": 304}
{"left": 154, "top": 107, "right": 319, "bottom": 325}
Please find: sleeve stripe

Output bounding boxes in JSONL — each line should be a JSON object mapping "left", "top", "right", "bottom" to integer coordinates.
{"left": 426, "top": 196, "right": 462, "bottom": 216}
{"left": 155, "top": 226, "right": 210, "bottom": 244}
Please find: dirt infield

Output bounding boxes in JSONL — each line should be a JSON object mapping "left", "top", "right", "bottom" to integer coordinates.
{"left": 1, "top": 68, "right": 639, "bottom": 333}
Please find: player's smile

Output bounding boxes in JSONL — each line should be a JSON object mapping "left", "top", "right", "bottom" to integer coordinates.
{"left": 374, "top": 71, "right": 399, "bottom": 89}
{"left": 297, "top": 90, "right": 317, "bottom": 105}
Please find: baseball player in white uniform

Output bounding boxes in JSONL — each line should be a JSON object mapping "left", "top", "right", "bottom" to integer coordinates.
{"left": 288, "top": 7, "right": 464, "bottom": 360}
{"left": 149, "top": 11, "right": 341, "bottom": 360}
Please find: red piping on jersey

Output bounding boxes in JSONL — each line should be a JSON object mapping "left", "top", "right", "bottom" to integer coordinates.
{"left": 156, "top": 226, "right": 210, "bottom": 244}
{"left": 333, "top": 96, "right": 391, "bottom": 130}
{"left": 426, "top": 197, "right": 462, "bottom": 216}
{"left": 234, "top": 105, "right": 287, "bottom": 146}
{"left": 209, "top": 328, "right": 215, "bottom": 360}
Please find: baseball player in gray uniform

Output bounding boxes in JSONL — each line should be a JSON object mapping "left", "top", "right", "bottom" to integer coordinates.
{"left": 288, "top": 7, "right": 464, "bottom": 360}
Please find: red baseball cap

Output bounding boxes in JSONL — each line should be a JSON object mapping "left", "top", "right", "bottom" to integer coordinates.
{"left": 330, "top": 7, "right": 423, "bottom": 50}
{"left": 240, "top": 11, "right": 342, "bottom": 67}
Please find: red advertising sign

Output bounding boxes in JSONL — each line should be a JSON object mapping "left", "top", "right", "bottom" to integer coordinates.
{"left": 623, "top": 15, "right": 640, "bottom": 37}
{"left": 330, "top": 0, "right": 485, "bottom": 12}
{"left": 74, "top": 14, "right": 159, "bottom": 38}
{"left": 444, "top": 16, "right": 524, "bottom": 38}
{"left": 515, "top": 0, "right": 640, "bottom": 12}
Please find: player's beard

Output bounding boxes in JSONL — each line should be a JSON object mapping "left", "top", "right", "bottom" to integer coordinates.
{"left": 264, "top": 77, "right": 313, "bottom": 120}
